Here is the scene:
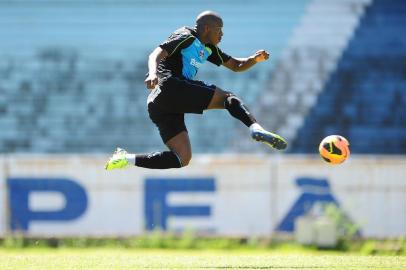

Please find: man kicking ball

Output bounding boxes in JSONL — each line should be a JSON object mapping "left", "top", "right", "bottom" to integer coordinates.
{"left": 105, "top": 10, "right": 287, "bottom": 170}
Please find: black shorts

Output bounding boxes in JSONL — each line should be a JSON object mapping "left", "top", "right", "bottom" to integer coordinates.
{"left": 147, "top": 76, "right": 216, "bottom": 143}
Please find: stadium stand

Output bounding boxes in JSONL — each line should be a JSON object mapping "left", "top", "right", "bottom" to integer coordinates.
{"left": 0, "top": 0, "right": 308, "bottom": 153}
{"left": 1, "top": 0, "right": 404, "bottom": 154}
{"left": 257, "top": 0, "right": 372, "bottom": 150}
{"left": 291, "top": 0, "right": 406, "bottom": 154}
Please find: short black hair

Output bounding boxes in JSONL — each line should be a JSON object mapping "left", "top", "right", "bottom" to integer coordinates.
{"left": 195, "top": 10, "right": 223, "bottom": 28}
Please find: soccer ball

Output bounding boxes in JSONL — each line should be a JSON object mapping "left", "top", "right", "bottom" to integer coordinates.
{"left": 319, "top": 135, "right": 350, "bottom": 164}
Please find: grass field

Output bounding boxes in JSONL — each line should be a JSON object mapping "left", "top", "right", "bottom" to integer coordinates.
{"left": 1, "top": 248, "right": 405, "bottom": 270}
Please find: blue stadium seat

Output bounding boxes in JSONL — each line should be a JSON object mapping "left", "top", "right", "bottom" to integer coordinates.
{"left": 291, "top": 0, "right": 406, "bottom": 154}
{"left": 0, "top": 0, "right": 309, "bottom": 153}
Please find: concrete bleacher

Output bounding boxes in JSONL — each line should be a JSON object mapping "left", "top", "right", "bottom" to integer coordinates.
{"left": 291, "top": 0, "right": 406, "bottom": 154}
{"left": 4, "top": 0, "right": 403, "bottom": 154}
{"left": 0, "top": 0, "right": 309, "bottom": 153}
{"left": 256, "top": 0, "right": 372, "bottom": 152}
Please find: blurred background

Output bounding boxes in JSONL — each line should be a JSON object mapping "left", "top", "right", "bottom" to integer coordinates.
{"left": 0, "top": 0, "right": 405, "bottom": 249}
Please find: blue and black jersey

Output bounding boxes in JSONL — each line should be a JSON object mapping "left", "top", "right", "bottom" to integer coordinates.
{"left": 158, "top": 27, "right": 231, "bottom": 81}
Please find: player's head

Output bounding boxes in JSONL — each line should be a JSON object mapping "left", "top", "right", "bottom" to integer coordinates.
{"left": 195, "top": 10, "right": 223, "bottom": 45}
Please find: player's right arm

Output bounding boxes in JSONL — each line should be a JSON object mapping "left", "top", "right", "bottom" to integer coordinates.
{"left": 145, "top": 47, "right": 168, "bottom": 90}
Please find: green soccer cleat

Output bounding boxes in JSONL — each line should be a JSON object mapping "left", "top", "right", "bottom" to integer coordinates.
{"left": 251, "top": 129, "right": 288, "bottom": 150}
{"left": 105, "top": 148, "right": 129, "bottom": 170}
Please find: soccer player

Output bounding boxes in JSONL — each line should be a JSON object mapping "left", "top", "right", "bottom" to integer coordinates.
{"left": 105, "top": 10, "right": 287, "bottom": 170}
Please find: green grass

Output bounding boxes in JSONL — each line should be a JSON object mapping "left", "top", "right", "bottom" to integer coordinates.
{"left": 0, "top": 249, "right": 405, "bottom": 270}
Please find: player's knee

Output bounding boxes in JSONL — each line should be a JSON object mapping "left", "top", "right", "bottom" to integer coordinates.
{"left": 180, "top": 152, "right": 192, "bottom": 167}
{"left": 208, "top": 89, "right": 230, "bottom": 109}
{"left": 174, "top": 148, "right": 191, "bottom": 167}
{"left": 224, "top": 93, "right": 242, "bottom": 108}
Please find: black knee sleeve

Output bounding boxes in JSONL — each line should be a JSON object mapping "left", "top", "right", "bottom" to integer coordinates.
{"left": 224, "top": 94, "right": 256, "bottom": 127}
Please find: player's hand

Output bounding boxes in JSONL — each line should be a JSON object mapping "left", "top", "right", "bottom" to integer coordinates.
{"left": 145, "top": 73, "right": 159, "bottom": 90}
{"left": 253, "top": 50, "right": 270, "bottom": 63}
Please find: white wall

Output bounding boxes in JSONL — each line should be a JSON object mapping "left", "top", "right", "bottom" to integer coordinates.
{"left": 274, "top": 156, "right": 406, "bottom": 238}
{"left": 1, "top": 154, "right": 405, "bottom": 238}
{"left": 0, "top": 156, "right": 6, "bottom": 236}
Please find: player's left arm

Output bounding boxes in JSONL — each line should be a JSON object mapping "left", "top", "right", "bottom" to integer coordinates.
{"left": 223, "top": 50, "right": 269, "bottom": 72}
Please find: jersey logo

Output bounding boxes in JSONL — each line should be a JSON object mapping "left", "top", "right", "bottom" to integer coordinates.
{"left": 190, "top": 58, "right": 203, "bottom": 69}
{"left": 199, "top": 49, "right": 205, "bottom": 59}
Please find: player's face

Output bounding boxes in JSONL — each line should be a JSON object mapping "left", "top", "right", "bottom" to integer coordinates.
{"left": 207, "top": 21, "right": 223, "bottom": 45}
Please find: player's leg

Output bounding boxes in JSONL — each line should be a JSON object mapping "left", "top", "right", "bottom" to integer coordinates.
{"left": 207, "top": 87, "right": 256, "bottom": 126}
{"left": 105, "top": 77, "right": 208, "bottom": 170}
{"left": 105, "top": 135, "right": 189, "bottom": 170}
{"left": 105, "top": 132, "right": 189, "bottom": 170}
{"left": 130, "top": 131, "right": 191, "bottom": 169}
{"left": 105, "top": 109, "right": 190, "bottom": 170}
{"left": 165, "top": 131, "right": 191, "bottom": 166}
{"left": 207, "top": 87, "right": 287, "bottom": 150}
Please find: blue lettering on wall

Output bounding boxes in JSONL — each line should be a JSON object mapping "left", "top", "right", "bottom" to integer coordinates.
{"left": 276, "top": 177, "right": 340, "bottom": 232}
{"left": 144, "top": 178, "right": 215, "bottom": 231}
{"left": 7, "top": 178, "right": 88, "bottom": 231}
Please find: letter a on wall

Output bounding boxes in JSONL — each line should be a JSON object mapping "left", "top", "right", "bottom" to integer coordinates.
{"left": 276, "top": 178, "right": 340, "bottom": 232}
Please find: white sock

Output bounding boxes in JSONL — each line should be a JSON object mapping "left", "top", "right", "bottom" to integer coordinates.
{"left": 249, "top": 123, "right": 264, "bottom": 132}
{"left": 125, "top": 154, "right": 136, "bottom": 165}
